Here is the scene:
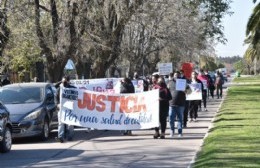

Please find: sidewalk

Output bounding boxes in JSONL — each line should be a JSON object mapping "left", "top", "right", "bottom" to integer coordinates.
{"left": 23, "top": 89, "right": 225, "bottom": 168}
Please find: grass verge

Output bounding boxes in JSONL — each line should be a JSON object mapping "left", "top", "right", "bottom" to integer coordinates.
{"left": 193, "top": 77, "right": 260, "bottom": 168}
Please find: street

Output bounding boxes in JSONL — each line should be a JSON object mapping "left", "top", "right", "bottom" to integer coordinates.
{"left": 0, "top": 96, "right": 224, "bottom": 168}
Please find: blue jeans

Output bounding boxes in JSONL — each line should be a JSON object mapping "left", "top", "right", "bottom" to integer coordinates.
{"left": 58, "top": 110, "right": 74, "bottom": 139}
{"left": 169, "top": 106, "right": 185, "bottom": 134}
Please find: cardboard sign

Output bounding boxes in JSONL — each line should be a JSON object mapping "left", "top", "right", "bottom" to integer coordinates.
{"left": 186, "top": 83, "right": 202, "bottom": 100}
{"left": 158, "top": 63, "right": 173, "bottom": 75}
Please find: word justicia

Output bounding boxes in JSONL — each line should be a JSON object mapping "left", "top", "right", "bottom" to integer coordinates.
{"left": 78, "top": 92, "right": 147, "bottom": 113}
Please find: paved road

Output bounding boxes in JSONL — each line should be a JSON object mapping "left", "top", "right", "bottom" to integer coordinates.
{"left": 0, "top": 89, "right": 227, "bottom": 168}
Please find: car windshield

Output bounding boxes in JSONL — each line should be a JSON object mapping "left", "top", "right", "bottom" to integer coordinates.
{"left": 0, "top": 86, "right": 44, "bottom": 104}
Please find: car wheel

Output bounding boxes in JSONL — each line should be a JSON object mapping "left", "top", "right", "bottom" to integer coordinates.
{"left": 40, "top": 118, "right": 49, "bottom": 141}
{"left": 0, "top": 127, "right": 12, "bottom": 153}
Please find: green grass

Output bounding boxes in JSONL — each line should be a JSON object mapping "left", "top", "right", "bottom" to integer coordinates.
{"left": 233, "top": 75, "right": 260, "bottom": 83}
{"left": 193, "top": 77, "right": 260, "bottom": 168}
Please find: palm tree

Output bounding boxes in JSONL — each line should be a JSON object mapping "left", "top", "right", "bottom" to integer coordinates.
{"left": 246, "top": 2, "right": 260, "bottom": 49}
{"left": 244, "top": 45, "right": 258, "bottom": 74}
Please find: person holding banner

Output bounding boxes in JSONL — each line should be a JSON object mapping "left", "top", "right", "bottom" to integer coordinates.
{"left": 153, "top": 76, "right": 172, "bottom": 139}
{"left": 55, "top": 76, "right": 76, "bottom": 143}
{"left": 168, "top": 71, "right": 188, "bottom": 138}
{"left": 189, "top": 71, "right": 203, "bottom": 122}
{"left": 120, "top": 77, "right": 135, "bottom": 135}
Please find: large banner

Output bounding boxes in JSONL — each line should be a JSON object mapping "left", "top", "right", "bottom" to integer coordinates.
{"left": 71, "top": 78, "right": 145, "bottom": 93}
{"left": 60, "top": 88, "right": 159, "bottom": 130}
{"left": 70, "top": 78, "right": 122, "bottom": 93}
{"left": 186, "top": 83, "right": 202, "bottom": 100}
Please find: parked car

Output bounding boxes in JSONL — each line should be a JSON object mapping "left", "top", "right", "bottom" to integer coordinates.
{"left": 0, "top": 101, "right": 12, "bottom": 153}
{"left": 0, "top": 83, "right": 58, "bottom": 141}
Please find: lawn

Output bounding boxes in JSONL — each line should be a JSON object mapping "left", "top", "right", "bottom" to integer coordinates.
{"left": 233, "top": 75, "right": 260, "bottom": 84}
{"left": 193, "top": 76, "right": 260, "bottom": 168}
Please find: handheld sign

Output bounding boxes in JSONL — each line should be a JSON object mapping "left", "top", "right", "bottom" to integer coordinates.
{"left": 176, "top": 79, "right": 186, "bottom": 91}
{"left": 186, "top": 83, "right": 202, "bottom": 100}
{"left": 158, "top": 63, "right": 172, "bottom": 75}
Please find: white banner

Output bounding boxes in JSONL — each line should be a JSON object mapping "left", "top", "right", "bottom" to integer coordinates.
{"left": 70, "top": 78, "right": 122, "bottom": 94}
{"left": 60, "top": 88, "right": 159, "bottom": 130}
{"left": 186, "top": 83, "right": 202, "bottom": 100}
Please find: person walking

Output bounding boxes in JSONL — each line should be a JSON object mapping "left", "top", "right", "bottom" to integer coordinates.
{"left": 168, "top": 71, "right": 188, "bottom": 138}
{"left": 133, "top": 72, "right": 149, "bottom": 91}
{"left": 197, "top": 70, "right": 209, "bottom": 111}
{"left": 180, "top": 70, "right": 190, "bottom": 128}
{"left": 189, "top": 71, "right": 203, "bottom": 122}
{"left": 215, "top": 71, "right": 224, "bottom": 99}
{"left": 120, "top": 77, "right": 135, "bottom": 135}
{"left": 153, "top": 76, "right": 172, "bottom": 139}
{"left": 55, "top": 76, "right": 76, "bottom": 143}
{"left": 205, "top": 70, "right": 215, "bottom": 99}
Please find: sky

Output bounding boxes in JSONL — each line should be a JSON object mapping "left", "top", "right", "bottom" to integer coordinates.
{"left": 215, "top": 0, "right": 257, "bottom": 57}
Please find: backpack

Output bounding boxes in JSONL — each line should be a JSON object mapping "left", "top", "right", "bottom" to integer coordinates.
{"left": 216, "top": 76, "right": 223, "bottom": 85}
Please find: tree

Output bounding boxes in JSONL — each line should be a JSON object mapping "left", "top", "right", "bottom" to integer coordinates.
{"left": 234, "top": 60, "right": 244, "bottom": 73}
{"left": 245, "top": 2, "right": 260, "bottom": 52}
{"left": 0, "top": 0, "right": 10, "bottom": 69}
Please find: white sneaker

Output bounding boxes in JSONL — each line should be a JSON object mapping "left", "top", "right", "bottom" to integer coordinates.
{"left": 189, "top": 118, "right": 193, "bottom": 122}
{"left": 170, "top": 131, "right": 174, "bottom": 138}
{"left": 204, "top": 108, "right": 208, "bottom": 112}
{"left": 178, "top": 134, "right": 182, "bottom": 138}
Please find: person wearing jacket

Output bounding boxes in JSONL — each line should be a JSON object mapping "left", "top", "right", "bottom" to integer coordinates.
{"left": 189, "top": 71, "right": 203, "bottom": 122}
{"left": 197, "top": 70, "right": 209, "bottom": 111}
{"left": 168, "top": 71, "right": 188, "bottom": 138}
{"left": 55, "top": 76, "right": 76, "bottom": 143}
{"left": 153, "top": 76, "right": 172, "bottom": 139}
{"left": 120, "top": 77, "right": 135, "bottom": 135}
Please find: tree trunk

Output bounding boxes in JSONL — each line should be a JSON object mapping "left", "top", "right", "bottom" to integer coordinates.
{"left": 35, "top": 61, "right": 44, "bottom": 82}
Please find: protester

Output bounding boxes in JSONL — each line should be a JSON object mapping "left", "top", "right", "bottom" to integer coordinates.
{"left": 120, "top": 77, "right": 135, "bottom": 135}
{"left": 205, "top": 70, "right": 215, "bottom": 99}
{"left": 153, "top": 76, "right": 172, "bottom": 139}
{"left": 2, "top": 76, "right": 11, "bottom": 86}
{"left": 197, "top": 70, "right": 209, "bottom": 111}
{"left": 215, "top": 71, "right": 224, "bottom": 99}
{"left": 133, "top": 72, "right": 149, "bottom": 91}
{"left": 189, "top": 71, "right": 203, "bottom": 122}
{"left": 55, "top": 76, "right": 76, "bottom": 143}
{"left": 168, "top": 71, "right": 188, "bottom": 138}
{"left": 180, "top": 69, "right": 190, "bottom": 128}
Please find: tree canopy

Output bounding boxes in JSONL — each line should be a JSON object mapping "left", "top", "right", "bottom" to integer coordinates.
{"left": 0, "top": 0, "right": 232, "bottom": 82}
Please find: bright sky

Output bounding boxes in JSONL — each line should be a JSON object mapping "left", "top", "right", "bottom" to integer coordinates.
{"left": 215, "top": 0, "right": 257, "bottom": 57}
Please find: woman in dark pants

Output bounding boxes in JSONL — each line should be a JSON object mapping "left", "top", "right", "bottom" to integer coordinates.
{"left": 153, "top": 76, "right": 172, "bottom": 139}
{"left": 189, "top": 71, "right": 203, "bottom": 122}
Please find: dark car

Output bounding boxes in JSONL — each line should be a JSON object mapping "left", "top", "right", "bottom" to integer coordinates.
{"left": 0, "top": 101, "right": 12, "bottom": 153}
{"left": 0, "top": 83, "right": 58, "bottom": 141}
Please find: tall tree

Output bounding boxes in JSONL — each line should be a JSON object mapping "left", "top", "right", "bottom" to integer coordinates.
{"left": 0, "top": 0, "right": 10, "bottom": 63}
{"left": 34, "top": 0, "right": 79, "bottom": 82}
{"left": 246, "top": 2, "right": 260, "bottom": 51}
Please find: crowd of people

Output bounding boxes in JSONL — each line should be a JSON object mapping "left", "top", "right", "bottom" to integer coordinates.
{"left": 55, "top": 69, "right": 225, "bottom": 142}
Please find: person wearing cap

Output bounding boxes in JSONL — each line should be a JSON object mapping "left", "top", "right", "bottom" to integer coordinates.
{"left": 55, "top": 76, "right": 76, "bottom": 143}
